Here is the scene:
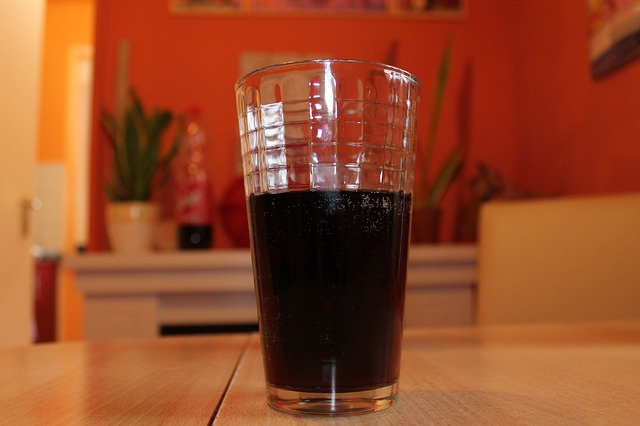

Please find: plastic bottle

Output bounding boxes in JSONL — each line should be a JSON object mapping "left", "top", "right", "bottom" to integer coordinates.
{"left": 175, "top": 106, "right": 213, "bottom": 249}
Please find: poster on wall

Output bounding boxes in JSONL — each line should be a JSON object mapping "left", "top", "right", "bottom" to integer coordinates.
{"left": 170, "top": 0, "right": 466, "bottom": 16}
{"left": 171, "top": 0, "right": 244, "bottom": 13}
{"left": 588, "top": 0, "right": 640, "bottom": 79}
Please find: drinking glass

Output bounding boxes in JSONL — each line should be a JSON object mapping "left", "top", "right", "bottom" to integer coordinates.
{"left": 235, "top": 59, "right": 420, "bottom": 416}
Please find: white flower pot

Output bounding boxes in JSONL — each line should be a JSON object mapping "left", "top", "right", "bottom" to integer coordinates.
{"left": 106, "top": 202, "right": 159, "bottom": 253}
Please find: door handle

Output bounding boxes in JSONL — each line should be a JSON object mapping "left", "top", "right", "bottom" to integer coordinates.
{"left": 20, "top": 197, "right": 41, "bottom": 237}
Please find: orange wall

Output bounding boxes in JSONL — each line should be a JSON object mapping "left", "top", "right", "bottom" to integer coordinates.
{"left": 89, "top": 1, "right": 521, "bottom": 249}
{"left": 513, "top": 1, "right": 640, "bottom": 196}
{"left": 39, "top": 0, "right": 95, "bottom": 341}
{"left": 88, "top": 1, "right": 640, "bottom": 250}
{"left": 39, "top": 0, "right": 95, "bottom": 162}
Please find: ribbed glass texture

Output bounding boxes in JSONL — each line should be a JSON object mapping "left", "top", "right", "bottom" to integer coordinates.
{"left": 235, "top": 60, "right": 420, "bottom": 196}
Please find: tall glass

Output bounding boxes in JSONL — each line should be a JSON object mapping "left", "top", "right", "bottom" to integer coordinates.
{"left": 235, "top": 59, "right": 420, "bottom": 416}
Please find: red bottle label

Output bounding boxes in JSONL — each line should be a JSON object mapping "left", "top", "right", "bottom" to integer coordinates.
{"left": 176, "top": 180, "right": 211, "bottom": 225}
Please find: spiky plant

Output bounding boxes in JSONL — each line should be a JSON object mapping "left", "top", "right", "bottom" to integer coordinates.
{"left": 416, "top": 38, "right": 464, "bottom": 211}
{"left": 100, "top": 90, "right": 180, "bottom": 202}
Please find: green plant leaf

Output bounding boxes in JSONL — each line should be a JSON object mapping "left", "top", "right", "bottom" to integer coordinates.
{"left": 420, "top": 37, "right": 454, "bottom": 198}
{"left": 426, "top": 144, "right": 464, "bottom": 209}
{"left": 123, "top": 107, "right": 142, "bottom": 198}
{"left": 415, "top": 36, "right": 466, "bottom": 212}
{"left": 99, "top": 111, "right": 118, "bottom": 150}
{"left": 99, "top": 89, "right": 178, "bottom": 202}
{"left": 156, "top": 115, "right": 184, "bottom": 187}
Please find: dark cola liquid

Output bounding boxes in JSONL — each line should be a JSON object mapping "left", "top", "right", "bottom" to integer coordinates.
{"left": 249, "top": 190, "right": 411, "bottom": 393}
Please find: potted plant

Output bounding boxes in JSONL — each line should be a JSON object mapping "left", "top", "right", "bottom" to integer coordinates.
{"left": 100, "top": 90, "right": 181, "bottom": 252}
{"left": 412, "top": 38, "right": 464, "bottom": 243}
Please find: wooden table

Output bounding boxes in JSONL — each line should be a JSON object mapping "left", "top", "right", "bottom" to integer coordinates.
{"left": 2, "top": 322, "right": 639, "bottom": 424}
{"left": 0, "top": 334, "right": 250, "bottom": 424}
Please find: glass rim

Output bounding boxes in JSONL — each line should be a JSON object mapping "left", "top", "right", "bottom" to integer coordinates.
{"left": 234, "top": 58, "right": 420, "bottom": 91}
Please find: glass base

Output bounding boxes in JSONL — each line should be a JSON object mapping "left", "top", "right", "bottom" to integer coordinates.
{"left": 266, "top": 382, "right": 398, "bottom": 416}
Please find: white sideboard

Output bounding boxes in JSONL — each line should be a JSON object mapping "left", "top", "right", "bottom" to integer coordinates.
{"left": 64, "top": 245, "right": 476, "bottom": 340}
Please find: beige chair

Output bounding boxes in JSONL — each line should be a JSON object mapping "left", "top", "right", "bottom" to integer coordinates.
{"left": 476, "top": 192, "right": 640, "bottom": 325}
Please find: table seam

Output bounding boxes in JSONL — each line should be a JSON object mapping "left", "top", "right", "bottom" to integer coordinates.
{"left": 208, "top": 333, "right": 254, "bottom": 425}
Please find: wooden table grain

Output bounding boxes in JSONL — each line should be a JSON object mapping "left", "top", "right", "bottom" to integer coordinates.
{"left": 214, "top": 322, "right": 640, "bottom": 425}
{"left": 2, "top": 322, "right": 639, "bottom": 425}
{"left": 0, "top": 334, "right": 250, "bottom": 425}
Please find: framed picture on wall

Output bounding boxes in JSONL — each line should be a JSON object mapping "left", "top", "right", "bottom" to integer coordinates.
{"left": 171, "top": 0, "right": 245, "bottom": 14}
{"left": 170, "top": 0, "right": 467, "bottom": 16}
{"left": 389, "top": 0, "right": 466, "bottom": 17}
{"left": 588, "top": 0, "right": 640, "bottom": 79}
{"left": 250, "top": 0, "right": 386, "bottom": 13}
